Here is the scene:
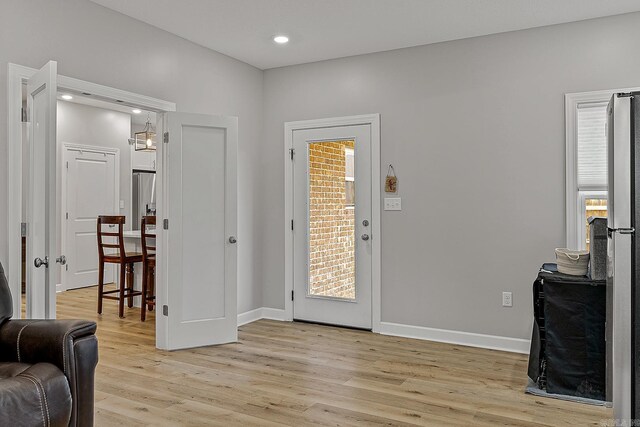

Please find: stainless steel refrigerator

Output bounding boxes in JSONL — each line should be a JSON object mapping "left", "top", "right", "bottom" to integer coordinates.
{"left": 607, "top": 91, "right": 639, "bottom": 422}
{"left": 132, "top": 170, "right": 156, "bottom": 230}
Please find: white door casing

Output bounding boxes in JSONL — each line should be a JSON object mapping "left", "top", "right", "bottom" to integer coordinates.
{"left": 159, "top": 112, "right": 238, "bottom": 350}
{"left": 26, "top": 61, "right": 58, "bottom": 319}
{"left": 62, "top": 145, "right": 119, "bottom": 290}
{"left": 292, "top": 124, "right": 373, "bottom": 329}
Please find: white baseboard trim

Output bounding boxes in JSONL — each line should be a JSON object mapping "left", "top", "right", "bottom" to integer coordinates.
{"left": 237, "top": 308, "right": 264, "bottom": 326}
{"left": 56, "top": 284, "right": 63, "bottom": 293}
{"left": 379, "top": 321, "right": 530, "bottom": 354}
{"left": 235, "top": 309, "right": 529, "bottom": 354}
{"left": 260, "top": 307, "right": 287, "bottom": 321}
{"left": 237, "top": 307, "right": 287, "bottom": 326}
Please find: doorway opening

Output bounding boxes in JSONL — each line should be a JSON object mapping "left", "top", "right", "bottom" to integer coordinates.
{"left": 18, "top": 85, "right": 160, "bottom": 335}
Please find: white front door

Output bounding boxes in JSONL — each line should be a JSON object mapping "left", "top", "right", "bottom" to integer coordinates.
{"left": 26, "top": 61, "right": 58, "bottom": 319}
{"left": 63, "top": 146, "right": 118, "bottom": 290}
{"left": 158, "top": 112, "right": 238, "bottom": 350}
{"left": 292, "top": 124, "right": 372, "bottom": 329}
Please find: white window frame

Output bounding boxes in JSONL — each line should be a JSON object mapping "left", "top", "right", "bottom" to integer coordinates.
{"left": 565, "top": 87, "right": 640, "bottom": 249}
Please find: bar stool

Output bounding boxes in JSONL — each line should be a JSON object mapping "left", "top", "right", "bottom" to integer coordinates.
{"left": 96, "top": 216, "right": 143, "bottom": 318}
{"left": 141, "top": 216, "right": 156, "bottom": 321}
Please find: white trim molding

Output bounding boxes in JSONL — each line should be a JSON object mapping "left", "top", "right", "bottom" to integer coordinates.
{"left": 379, "top": 322, "right": 530, "bottom": 354}
{"left": 283, "top": 114, "right": 381, "bottom": 331}
{"left": 565, "top": 86, "right": 640, "bottom": 249}
{"left": 237, "top": 307, "right": 287, "bottom": 326}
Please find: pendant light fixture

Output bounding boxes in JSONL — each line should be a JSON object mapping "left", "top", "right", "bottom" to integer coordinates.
{"left": 129, "top": 113, "right": 156, "bottom": 151}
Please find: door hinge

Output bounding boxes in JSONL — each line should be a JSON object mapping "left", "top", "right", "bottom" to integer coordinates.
{"left": 66, "top": 161, "right": 69, "bottom": 169}
{"left": 617, "top": 92, "right": 634, "bottom": 98}
{"left": 20, "top": 223, "right": 27, "bottom": 237}
{"left": 289, "top": 148, "right": 295, "bottom": 160}
{"left": 291, "top": 290, "right": 294, "bottom": 301}
{"left": 65, "top": 264, "right": 68, "bottom": 271}
{"left": 291, "top": 219, "right": 294, "bottom": 230}
{"left": 21, "top": 107, "right": 27, "bottom": 123}
{"left": 163, "top": 132, "right": 169, "bottom": 144}
{"left": 66, "top": 212, "right": 69, "bottom": 220}
{"left": 163, "top": 219, "right": 169, "bottom": 230}
{"left": 162, "top": 305, "right": 168, "bottom": 316}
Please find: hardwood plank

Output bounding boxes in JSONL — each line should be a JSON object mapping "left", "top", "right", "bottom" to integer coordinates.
{"left": 50, "top": 286, "right": 612, "bottom": 426}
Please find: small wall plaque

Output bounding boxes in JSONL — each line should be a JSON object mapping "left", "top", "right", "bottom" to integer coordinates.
{"left": 385, "top": 164, "right": 397, "bottom": 193}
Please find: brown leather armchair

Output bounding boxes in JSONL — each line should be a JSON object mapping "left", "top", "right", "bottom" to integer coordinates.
{"left": 0, "top": 262, "right": 98, "bottom": 426}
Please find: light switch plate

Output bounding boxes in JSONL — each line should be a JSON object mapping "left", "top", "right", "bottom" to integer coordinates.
{"left": 384, "top": 197, "right": 401, "bottom": 211}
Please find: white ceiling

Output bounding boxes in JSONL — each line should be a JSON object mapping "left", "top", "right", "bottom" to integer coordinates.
{"left": 90, "top": 0, "right": 640, "bottom": 70}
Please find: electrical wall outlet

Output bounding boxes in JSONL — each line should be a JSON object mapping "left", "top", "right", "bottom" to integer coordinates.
{"left": 502, "top": 292, "right": 513, "bottom": 307}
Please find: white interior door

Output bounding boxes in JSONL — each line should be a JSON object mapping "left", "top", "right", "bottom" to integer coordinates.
{"left": 293, "top": 124, "right": 372, "bottom": 329}
{"left": 160, "top": 112, "right": 238, "bottom": 350}
{"left": 26, "top": 61, "right": 58, "bottom": 319}
{"left": 64, "top": 147, "right": 118, "bottom": 290}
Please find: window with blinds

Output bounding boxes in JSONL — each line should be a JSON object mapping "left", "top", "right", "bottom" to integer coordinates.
{"left": 577, "top": 103, "right": 608, "bottom": 190}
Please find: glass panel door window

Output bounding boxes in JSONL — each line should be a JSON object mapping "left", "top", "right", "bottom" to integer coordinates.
{"left": 308, "top": 140, "right": 355, "bottom": 300}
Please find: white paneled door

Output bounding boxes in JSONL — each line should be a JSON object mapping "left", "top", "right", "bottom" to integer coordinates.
{"left": 160, "top": 113, "right": 238, "bottom": 350}
{"left": 63, "top": 147, "right": 118, "bottom": 290}
{"left": 292, "top": 124, "right": 372, "bottom": 329}
{"left": 26, "top": 61, "right": 58, "bottom": 319}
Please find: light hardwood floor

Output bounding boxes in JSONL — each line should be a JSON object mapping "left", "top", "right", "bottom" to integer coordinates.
{"left": 53, "top": 286, "right": 611, "bottom": 426}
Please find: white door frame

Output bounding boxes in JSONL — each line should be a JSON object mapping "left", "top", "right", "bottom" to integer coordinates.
{"left": 283, "top": 114, "right": 381, "bottom": 332}
{"left": 60, "top": 143, "right": 120, "bottom": 292}
{"left": 7, "top": 62, "right": 175, "bottom": 340}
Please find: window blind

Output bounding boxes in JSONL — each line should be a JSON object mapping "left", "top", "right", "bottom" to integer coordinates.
{"left": 577, "top": 103, "right": 608, "bottom": 189}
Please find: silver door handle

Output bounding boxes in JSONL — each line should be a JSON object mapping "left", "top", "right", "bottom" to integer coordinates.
{"left": 608, "top": 227, "right": 635, "bottom": 237}
{"left": 56, "top": 255, "right": 67, "bottom": 266}
{"left": 34, "top": 256, "right": 49, "bottom": 268}
{"left": 229, "top": 236, "right": 237, "bottom": 244}
{"left": 361, "top": 234, "right": 370, "bottom": 241}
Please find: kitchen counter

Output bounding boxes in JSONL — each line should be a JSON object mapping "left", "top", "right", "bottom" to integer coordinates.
{"left": 122, "top": 229, "right": 156, "bottom": 239}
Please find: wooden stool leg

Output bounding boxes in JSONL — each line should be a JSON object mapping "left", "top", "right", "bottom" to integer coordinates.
{"left": 118, "top": 263, "right": 126, "bottom": 318}
{"left": 141, "top": 263, "right": 147, "bottom": 321}
{"left": 127, "top": 263, "right": 134, "bottom": 308}
{"left": 97, "top": 260, "right": 104, "bottom": 314}
{"left": 148, "top": 266, "right": 155, "bottom": 311}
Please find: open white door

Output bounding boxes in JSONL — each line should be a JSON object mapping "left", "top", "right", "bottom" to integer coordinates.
{"left": 26, "top": 61, "right": 58, "bottom": 319}
{"left": 158, "top": 113, "right": 238, "bottom": 350}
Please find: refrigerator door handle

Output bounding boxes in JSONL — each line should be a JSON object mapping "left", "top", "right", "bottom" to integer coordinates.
{"left": 608, "top": 227, "right": 635, "bottom": 237}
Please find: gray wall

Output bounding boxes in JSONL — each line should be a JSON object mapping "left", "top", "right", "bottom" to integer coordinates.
{"left": 262, "top": 12, "right": 640, "bottom": 339}
{"left": 0, "top": 0, "right": 264, "bottom": 313}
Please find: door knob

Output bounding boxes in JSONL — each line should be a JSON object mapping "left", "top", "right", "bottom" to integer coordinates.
{"left": 362, "top": 220, "right": 369, "bottom": 226}
{"left": 228, "top": 236, "right": 237, "bottom": 244}
{"left": 56, "top": 255, "right": 67, "bottom": 266}
{"left": 34, "top": 256, "right": 49, "bottom": 268}
{"left": 361, "top": 234, "right": 370, "bottom": 241}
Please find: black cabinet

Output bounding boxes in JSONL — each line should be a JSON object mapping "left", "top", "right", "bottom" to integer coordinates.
{"left": 528, "top": 264, "right": 607, "bottom": 401}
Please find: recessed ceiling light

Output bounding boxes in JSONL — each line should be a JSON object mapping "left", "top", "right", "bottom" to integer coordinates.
{"left": 61, "top": 94, "right": 73, "bottom": 100}
{"left": 273, "top": 35, "right": 289, "bottom": 44}
{"left": 132, "top": 109, "right": 142, "bottom": 114}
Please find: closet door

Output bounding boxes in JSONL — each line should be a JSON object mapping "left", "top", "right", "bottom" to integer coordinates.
{"left": 157, "top": 112, "right": 238, "bottom": 350}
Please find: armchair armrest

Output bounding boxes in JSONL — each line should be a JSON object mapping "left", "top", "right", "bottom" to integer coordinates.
{"left": 0, "top": 319, "right": 98, "bottom": 426}
{"left": 0, "top": 319, "right": 95, "bottom": 370}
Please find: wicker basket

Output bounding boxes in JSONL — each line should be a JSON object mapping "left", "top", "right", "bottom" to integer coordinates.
{"left": 555, "top": 248, "right": 590, "bottom": 276}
